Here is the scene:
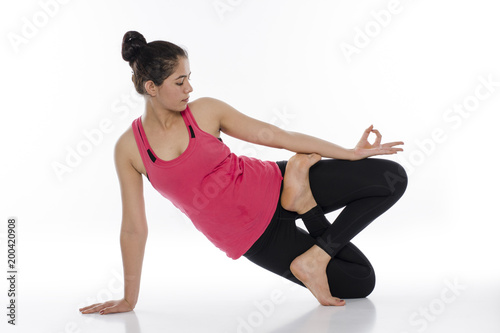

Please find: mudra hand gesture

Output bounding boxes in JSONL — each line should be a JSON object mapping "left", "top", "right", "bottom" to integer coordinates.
{"left": 353, "top": 125, "right": 404, "bottom": 160}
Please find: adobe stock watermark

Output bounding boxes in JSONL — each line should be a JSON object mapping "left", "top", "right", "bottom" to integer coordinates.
{"left": 7, "top": 0, "right": 74, "bottom": 54}
{"left": 236, "top": 268, "right": 302, "bottom": 333}
{"left": 212, "top": 0, "right": 244, "bottom": 21}
{"left": 235, "top": 106, "right": 296, "bottom": 158}
{"left": 401, "top": 277, "right": 466, "bottom": 333}
{"left": 236, "top": 288, "right": 286, "bottom": 333}
{"left": 190, "top": 105, "right": 296, "bottom": 213}
{"left": 51, "top": 89, "right": 143, "bottom": 182}
{"left": 340, "top": 0, "right": 404, "bottom": 64}
{"left": 396, "top": 73, "right": 498, "bottom": 176}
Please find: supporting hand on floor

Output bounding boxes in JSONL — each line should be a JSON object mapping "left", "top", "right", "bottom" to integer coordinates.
{"left": 79, "top": 298, "right": 134, "bottom": 315}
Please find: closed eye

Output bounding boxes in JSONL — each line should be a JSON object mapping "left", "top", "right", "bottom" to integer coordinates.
{"left": 176, "top": 73, "right": 191, "bottom": 86}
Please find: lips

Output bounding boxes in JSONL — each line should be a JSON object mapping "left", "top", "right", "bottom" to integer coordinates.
{"left": 182, "top": 97, "right": 189, "bottom": 102}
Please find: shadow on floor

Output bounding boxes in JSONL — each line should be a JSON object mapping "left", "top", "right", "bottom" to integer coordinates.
{"left": 271, "top": 298, "right": 376, "bottom": 333}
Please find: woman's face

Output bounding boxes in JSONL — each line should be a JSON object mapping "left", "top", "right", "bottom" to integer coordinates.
{"left": 154, "top": 57, "right": 193, "bottom": 112}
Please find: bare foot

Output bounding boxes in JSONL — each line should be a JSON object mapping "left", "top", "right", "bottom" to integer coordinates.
{"left": 281, "top": 153, "right": 322, "bottom": 214}
{"left": 290, "top": 245, "right": 346, "bottom": 306}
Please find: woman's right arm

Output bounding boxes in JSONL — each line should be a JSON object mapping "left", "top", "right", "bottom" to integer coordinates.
{"left": 80, "top": 131, "right": 148, "bottom": 315}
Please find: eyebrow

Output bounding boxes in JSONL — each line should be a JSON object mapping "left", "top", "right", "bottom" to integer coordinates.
{"left": 175, "top": 72, "right": 191, "bottom": 80}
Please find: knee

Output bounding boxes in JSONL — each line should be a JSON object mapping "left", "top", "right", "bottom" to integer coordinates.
{"left": 333, "top": 269, "right": 376, "bottom": 299}
{"left": 381, "top": 160, "right": 408, "bottom": 198}
{"left": 352, "top": 269, "right": 376, "bottom": 298}
{"left": 357, "top": 270, "right": 376, "bottom": 298}
{"left": 354, "top": 263, "right": 376, "bottom": 298}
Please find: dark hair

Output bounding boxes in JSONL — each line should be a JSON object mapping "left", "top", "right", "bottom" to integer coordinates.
{"left": 121, "top": 31, "right": 188, "bottom": 95}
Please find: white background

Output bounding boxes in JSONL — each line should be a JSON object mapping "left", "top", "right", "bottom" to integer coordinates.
{"left": 1, "top": 0, "right": 499, "bottom": 332}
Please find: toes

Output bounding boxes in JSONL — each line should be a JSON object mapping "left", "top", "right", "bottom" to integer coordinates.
{"left": 318, "top": 297, "right": 334, "bottom": 306}
{"left": 309, "top": 153, "right": 321, "bottom": 164}
{"left": 333, "top": 298, "right": 346, "bottom": 306}
{"left": 319, "top": 297, "right": 346, "bottom": 306}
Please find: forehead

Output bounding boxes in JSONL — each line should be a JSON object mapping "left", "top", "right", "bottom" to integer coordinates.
{"left": 172, "top": 57, "right": 190, "bottom": 76}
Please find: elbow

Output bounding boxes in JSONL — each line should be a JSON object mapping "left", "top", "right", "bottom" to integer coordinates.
{"left": 120, "top": 229, "right": 148, "bottom": 246}
{"left": 120, "top": 216, "right": 148, "bottom": 236}
{"left": 121, "top": 224, "right": 148, "bottom": 238}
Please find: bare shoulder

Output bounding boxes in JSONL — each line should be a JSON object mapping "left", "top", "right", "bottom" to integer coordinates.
{"left": 189, "top": 97, "right": 236, "bottom": 116}
{"left": 188, "top": 97, "right": 231, "bottom": 137}
{"left": 189, "top": 96, "right": 225, "bottom": 108}
{"left": 114, "top": 125, "right": 145, "bottom": 175}
{"left": 114, "top": 125, "right": 135, "bottom": 158}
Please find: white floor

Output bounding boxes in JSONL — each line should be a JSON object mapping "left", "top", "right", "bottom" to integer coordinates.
{"left": 1, "top": 210, "right": 499, "bottom": 333}
{"left": 3, "top": 200, "right": 499, "bottom": 333}
{"left": 3, "top": 258, "right": 499, "bottom": 333}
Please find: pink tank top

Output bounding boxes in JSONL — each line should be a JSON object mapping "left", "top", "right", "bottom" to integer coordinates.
{"left": 132, "top": 105, "right": 283, "bottom": 259}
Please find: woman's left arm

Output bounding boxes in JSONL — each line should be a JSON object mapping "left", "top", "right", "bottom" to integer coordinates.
{"left": 209, "top": 98, "right": 402, "bottom": 160}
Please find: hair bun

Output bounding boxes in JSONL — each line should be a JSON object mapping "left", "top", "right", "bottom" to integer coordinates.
{"left": 122, "top": 31, "right": 147, "bottom": 64}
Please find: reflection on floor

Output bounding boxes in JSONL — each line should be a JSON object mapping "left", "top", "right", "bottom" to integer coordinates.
{"left": 4, "top": 272, "right": 499, "bottom": 333}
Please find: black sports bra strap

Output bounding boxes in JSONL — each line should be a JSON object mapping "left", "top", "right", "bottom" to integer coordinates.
{"left": 136, "top": 119, "right": 157, "bottom": 163}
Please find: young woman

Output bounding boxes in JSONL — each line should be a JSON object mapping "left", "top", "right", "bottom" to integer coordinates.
{"left": 79, "top": 31, "right": 407, "bottom": 315}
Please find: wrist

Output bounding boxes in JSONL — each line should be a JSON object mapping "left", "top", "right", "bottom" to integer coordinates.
{"left": 123, "top": 297, "right": 137, "bottom": 309}
{"left": 347, "top": 148, "right": 357, "bottom": 161}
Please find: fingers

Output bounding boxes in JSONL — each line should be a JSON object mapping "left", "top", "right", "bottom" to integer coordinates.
{"left": 99, "top": 304, "right": 118, "bottom": 315}
{"left": 80, "top": 299, "right": 133, "bottom": 315}
{"left": 380, "top": 147, "right": 404, "bottom": 155}
{"left": 372, "top": 129, "right": 382, "bottom": 147}
{"left": 381, "top": 141, "right": 404, "bottom": 154}
{"left": 383, "top": 149, "right": 403, "bottom": 155}
{"left": 383, "top": 141, "right": 404, "bottom": 147}
{"left": 79, "top": 303, "right": 102, "bottom": 314}
{"left": 360, "top": 125, "right": 373, "bottom": 141}
{"left": 366, "top": 126, "right": 404, "bottom": 148}
{"left": 361, "top": 125, "right": 383, "bottom": 148}
{"left": 79, "top": 301, "right": 113, "bottom": 315}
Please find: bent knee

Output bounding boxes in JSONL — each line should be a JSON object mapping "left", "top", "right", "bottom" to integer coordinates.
{"left": 379, "top": 159, "right": 408, "bottom": 197}
{"left": 357, "top": 272, "right": 376, "bottom": 298}
{"left": 334, "top": 272, "right": 376, "bottom": 299}
{"left": 328, "top": 261, "right": 376, "bottom": 299}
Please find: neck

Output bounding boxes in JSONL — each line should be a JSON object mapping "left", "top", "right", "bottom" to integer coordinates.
{"left": 143, "top": 98, "right": 181, "bottom": 131}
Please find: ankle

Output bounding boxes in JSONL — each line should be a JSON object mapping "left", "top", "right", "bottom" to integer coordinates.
{"left": 296, "top": 197, "right": 318, "bottom": 215}
{"left": 310, "top": 245, "right": 332, "bottom": 263}
{"left": 296, "top": 202, "right": 316, "bottom": 215}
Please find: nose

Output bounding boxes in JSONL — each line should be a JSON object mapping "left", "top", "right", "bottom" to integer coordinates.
{"left": 185, "top": 79, "right": 193, "bottom": 93}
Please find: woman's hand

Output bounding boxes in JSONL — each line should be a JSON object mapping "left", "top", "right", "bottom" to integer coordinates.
{"left": 352, "top": 125, "right": 404, "bottom": 160}
{"left": 79, "top": 298, "right": 134, "bottom": 315}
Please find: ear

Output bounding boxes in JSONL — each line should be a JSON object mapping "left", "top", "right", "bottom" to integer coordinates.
{"left": 144, "top": 80, "right": 157, "bottom": 97}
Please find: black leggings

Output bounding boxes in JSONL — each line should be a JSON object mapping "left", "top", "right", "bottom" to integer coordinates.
{"left": 243, "top": 158, "right": 408, "bottom": 299}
